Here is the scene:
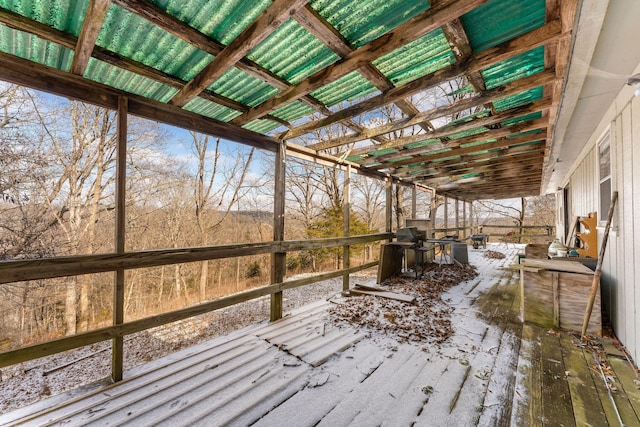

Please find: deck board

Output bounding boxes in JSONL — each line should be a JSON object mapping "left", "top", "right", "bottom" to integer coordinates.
{"left": 3, "top": 244, "right": 640, "bottom": 427}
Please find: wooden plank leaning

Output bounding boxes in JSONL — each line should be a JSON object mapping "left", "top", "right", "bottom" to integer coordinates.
{"left": 581, "top": 191, "right": 618, "bottom": 338}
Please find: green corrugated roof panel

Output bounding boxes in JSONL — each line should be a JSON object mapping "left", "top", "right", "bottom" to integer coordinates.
{"left": 387, "top": 156, "right": 413, "bottom": 163}
{"left": 0, "top": 0, "right": 88, "bottom": 36}
{"left": 461, "top": 0, "right": 546, "bottom": 53}
{"left": 98, "top": 6, "right": 213, "bottom": 81}
{"left": 461, "top": 172, "right": 481, "bottom": 179}
{"left": 0, "top": 25, "right": 73, "bottom": 70}
{"left": 482, "top": 46, "right": 545, "bottom": 90}
{"left": 247, "top": 19, "right": 340, "bottom": 85}
{"left": 242, "top": 118, "right": 280, "bottom": 134}
{"left": 207, "top": 67, "right": 278, "bottom": 108}
{"left": 373, "top": 29, "right": 456, "bottom": 87}
{"left": 460, "top": 138, "right": 497, "bottom": 148}
{"left": 310, "top": 71, "right": 377, "bottom": 107}
{"left": 270, "top": 101, "right": 315, "bottom": 122}
{"left": 404, "top": 138, "right": 441, "bottom": 150}
{"left": 84, "top": 58, "right": 178, "bottom": 102}
{"left": 148, "top": 0, "right": 271, "bottom": 46}
{"left": 494, "top": 86, "right": 543, "bottom": 112}
{"left": 311, "top": 0, "right": 430, "bottom": 48}
{"left": 445, "top": 109, "right": 491, "bottom": 127}
{"left": 501, "top": 111, "right": 542, "bottom": 126}
{"left": 447, "top": 126, "right": 488, "bottom": 140}
{"left": 346, "top": 154, "right": 364, "bottom": 162}
{"left": 506, "top": 128, "right": 543, "bottom": 139}
{"left": 182, "top": 97, "right": 241, "bottom": 122}
{"left": 367, "top": 147, "right": 398, "bottom": 157}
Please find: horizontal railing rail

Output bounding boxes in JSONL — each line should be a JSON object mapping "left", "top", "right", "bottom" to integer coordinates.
{"left": 0, "top": 233, "right": 391, "bottom": 285}
{"left": 0, "top": 233, "right": 390, "bottom": 367}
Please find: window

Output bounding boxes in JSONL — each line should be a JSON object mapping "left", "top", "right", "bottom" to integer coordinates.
{"left": 598, "top": 132, "right": 611, "bottom": 224}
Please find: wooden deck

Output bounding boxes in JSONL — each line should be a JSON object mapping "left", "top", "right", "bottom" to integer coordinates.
{"left": 1, "top": 245, "right": 639, "bottom": 426}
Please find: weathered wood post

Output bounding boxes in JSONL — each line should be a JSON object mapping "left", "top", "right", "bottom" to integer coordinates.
{"left": 343, "top": 164, "right": 351, "bottom": 292}
{"left": 385, "top": 176, "right": 393, "bottom": 238}
{"left": 411, "top": 184, "right": 417, "bottom": 218}
{"left": 112, "top": 96, "right": 127, "bottom": 382}
{"left": 270, "top": 142, "right": 286, "bottom": 321}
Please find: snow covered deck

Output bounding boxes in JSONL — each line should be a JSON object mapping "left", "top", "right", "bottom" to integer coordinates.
{"left": 2, "top": 245, "right": 639, "bottom": 426}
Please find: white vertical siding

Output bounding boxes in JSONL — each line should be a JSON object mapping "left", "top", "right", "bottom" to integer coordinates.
{"left": 563, "top": 93, "right": 640, "bottom": 363}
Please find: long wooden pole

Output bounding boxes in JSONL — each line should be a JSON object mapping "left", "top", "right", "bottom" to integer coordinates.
{"left": 581, "top": 191, "right": 618, "bottom": 338}
{"left": 112, "top": 96, "right": 127, "bottom": 382}
{"left": 565, "top": 215, "right": 579, "bottom": 247}
{"left": 270, "top": 142, "right": 286, "bottom": 321}
{"left": 343, "top": 164, "right": 351, "bottom": 292}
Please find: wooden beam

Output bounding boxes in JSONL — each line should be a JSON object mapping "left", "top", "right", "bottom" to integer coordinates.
{"left": 112, "top": 95, "right": 127, "bottom": 382}
{"left": 360, "top": 99, "right": 551, "bottom": 163}
{"left": 170, "top": 0, "right": 309, "bottom": 107}
{"left": 394, "top": 141, "right": 545, "bottom": 178}
{"left": 410, "top": 151, "right": 544, "bottom": 181}
{"left": 382, "top": 133, "right": 546, "bottom": 171}
{"left": 112, "top": 0, "right": 290, "bottom": 91}
{"left": 0, "top": 51, "right": 280, "bottom": 152}
{"left": 365, "top": 116, "right": 549, "bottom": 165}
{"left": 281, "top": 19, "right": 562, "bottom": 140}
{"left": 234, "top": 0, "right": 489, "bottom": 125}
{"left": 0, "top": 7, "right": 251, "bottom": 114}
{"left": 271, "top": 142, "right": 287, "bottom": 321}
{"left": 0, "top": 260, "right": 379, "bottom": 368}
{"left": 70, "top": 0, "right": 111, "bottom": 75}
{"left": 308, "top": 69, "right": 556, "bottom": 150}
{"left": 293, "top": 5, "right": 432, "bottom": 134}
{"left": 343, "top": 164, "right": 351, "bottom": 292}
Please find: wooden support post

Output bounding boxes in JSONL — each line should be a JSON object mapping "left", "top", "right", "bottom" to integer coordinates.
{"left": 582, "top": 191, "right": 618, "bottom": 337}
{"left": 343, "top": 165, "right": 351, "bottom": 292}
{"left": 270, "top": 142, "right": 286, "bottom": 321}
{"left": 411, "top": 184, "right": 417, "bottom": 218}
{"left": 112, "top": 96, "right": 127, "bottom": 382}
{"left": 385, "top": 177, "right": 393, "bottom": 236}
{"left": 470, "top": 201, "right": 474, "bottom": 234}
{"left": 444, "top": 196, "right": 449, "bottom": 234}
{"left": 429, "top": 188, "right": 437, "bottom": 238}
{"left": 462, "top": 201, "right": 467, "bottom": 239}
{"left": 455, "top": 198, "right": 460, "bottom": 236}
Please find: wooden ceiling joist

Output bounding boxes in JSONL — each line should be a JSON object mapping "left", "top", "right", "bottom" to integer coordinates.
{"left": 233, "top": 0, "right": 488, "bottom": 126}
{"left": 281, "top": 19, "right": 562, "bottom": 142}
{"left": 308, "top": 69, "right": 556, "bottom": 151}
{"left": 293, "top": 5, "right": 433, "bottom": 134}
{"left": 365, "top": 115, "right": 549, "bottom": 166}
{"left": 70, "top": 0, "right": 111, "bottom": 75}
{"left": 169, "top": 0, "right": 310, "bottom": 107}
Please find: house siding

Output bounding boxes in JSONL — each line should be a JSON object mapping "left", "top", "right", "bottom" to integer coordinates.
{"left": 558, "top": 91, "right": 639, "bottom": 364}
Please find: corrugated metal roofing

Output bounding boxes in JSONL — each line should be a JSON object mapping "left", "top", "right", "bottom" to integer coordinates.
{"left": 373, "top": 29, "right": 456, "bottom": 87}
{"left": 461, "top": 0, "right": 546, "bottom": 53}
{"left": 310, "top": 0, "right": 430, "bottom": 48}
{"left": 247, "top": 19, "right": 340, "bottom": 85}
{"left": 148, "top": 0, "right": 271, "bottom": 46}
{"left": 0, "top": 0, "right": 574, "bottom": 200}
{"left": 0, "top": 25, "right": 72, "bottom": 70}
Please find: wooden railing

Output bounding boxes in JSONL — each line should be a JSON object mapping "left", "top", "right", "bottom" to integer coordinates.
{"left": 0, "top": 232, "right": 391, "bottom": 368}
{"left": 432, "top": 224, "right": 554, "bottom": 243}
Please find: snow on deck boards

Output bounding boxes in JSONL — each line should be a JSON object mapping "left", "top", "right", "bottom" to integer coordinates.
{"left": 3, "top": 243, "right": 640, "bottom": 426}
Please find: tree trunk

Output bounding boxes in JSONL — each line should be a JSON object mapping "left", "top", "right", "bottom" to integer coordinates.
{"left": 65, "top": 277, "right": 77, "bottom": 335}
{"left": 200, "top": 261, "right": 208, "bottom": 301}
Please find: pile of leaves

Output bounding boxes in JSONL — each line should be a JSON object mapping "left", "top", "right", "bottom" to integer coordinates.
{"left": 329, "top": 264, "right": 478, "bottom": 347}
{"left": 484, "top": 250, "right": 506, "bottom": 259}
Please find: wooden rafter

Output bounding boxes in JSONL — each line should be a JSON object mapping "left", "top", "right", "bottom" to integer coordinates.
{"left": 70, "top": 0, "right": 111, "bottom": 75}
{"left": 356, "top": 98, "right": 552, "bottom": 163}
{"left": 169, "top": 0, "right": 309, "bottom": 107}
{"left": 365, "top": 115, "right": 549, "bottom": 165}
{"left": 395, "top": 144, "right": 545, "bottom": 179}
{"left": 370, "top": 129, "right": 547, "bottom": 171}
{"left": 308, "top": 69, "right": 556, "bottom": 150}
{"left": 282, "top": 20, "right": 562, "bottom": 141}
{"left": 233, "top": 0, "right": 488, "bottom": 126}
{"left": 293, "top": 5, "right": 432, "bottom": 133}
